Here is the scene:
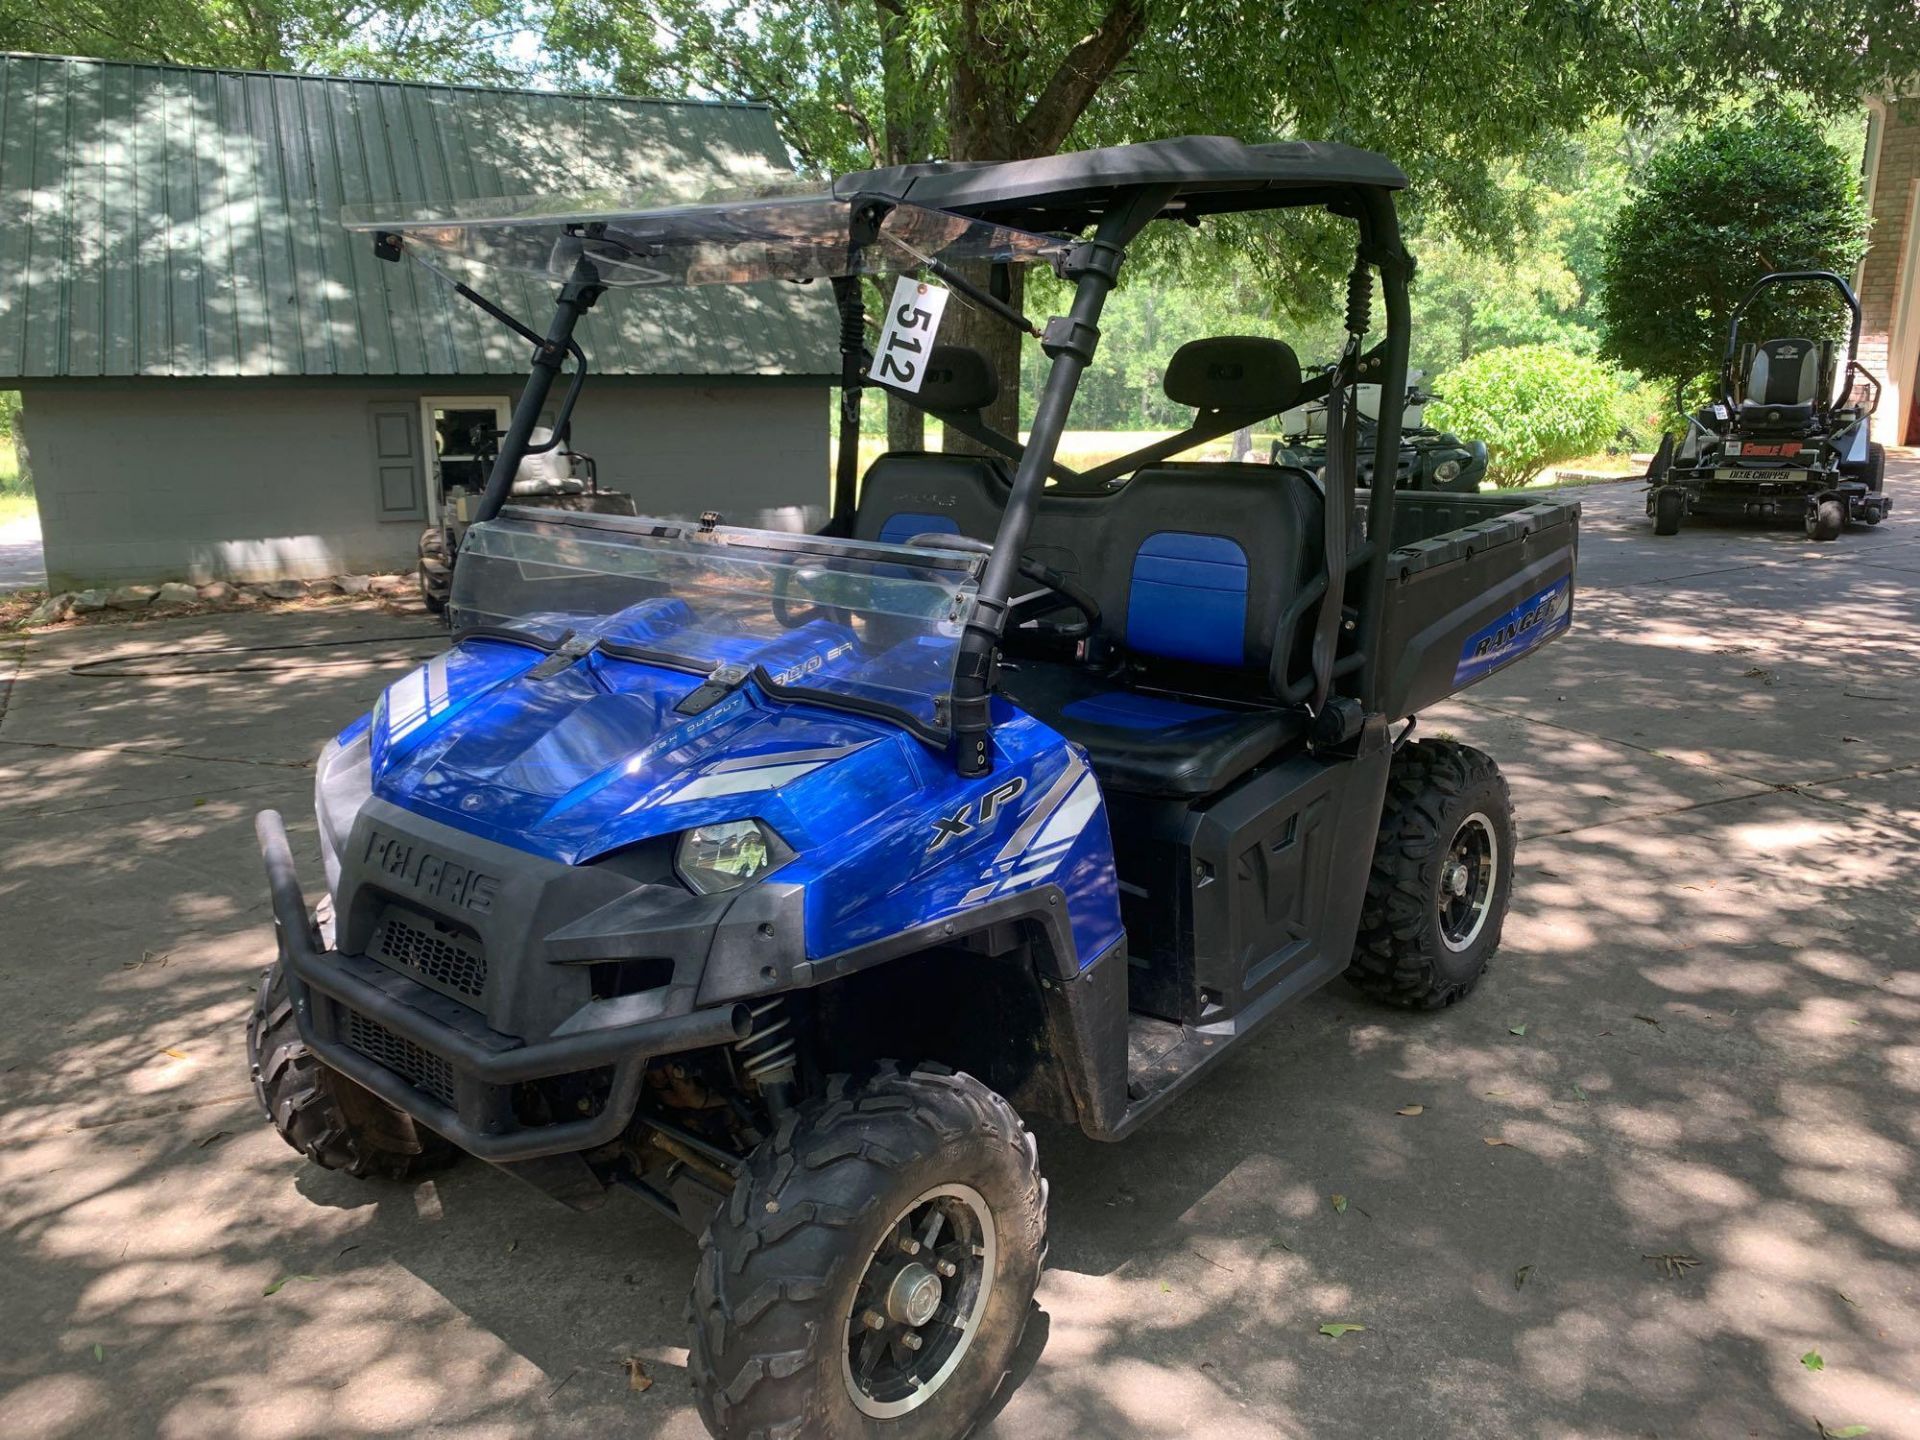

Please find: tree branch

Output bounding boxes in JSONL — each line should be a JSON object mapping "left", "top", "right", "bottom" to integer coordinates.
{"left": 835, "top": 100, "right": 884, "bottom": 167}
{"left": 1017, "top": 0, "right": 1148, "bottom": 155}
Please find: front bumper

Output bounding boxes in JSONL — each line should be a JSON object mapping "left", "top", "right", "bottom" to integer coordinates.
{"left": 256, "top": 810, "right": 749, "bottom": 1162}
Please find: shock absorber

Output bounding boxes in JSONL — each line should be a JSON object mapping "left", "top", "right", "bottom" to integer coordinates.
{"left": 1345, "top": 256, "right": 1373, "bottom": 339}
{"left": 735, "top": 998, "right": 797, "bottom": 1116}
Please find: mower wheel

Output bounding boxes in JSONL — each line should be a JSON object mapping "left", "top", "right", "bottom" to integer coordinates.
{"left": 1806, "top": 498, "right": 1844, "bottom": 542}
{"left": 1346, "top": 739, "right": 1514, "bottom": 1010}
{"left": 1652, "top": 486, "right": 1685, "bottom": 536}
{"left": 418, "top": 525, "right": 451, "bottom": 616}
{"left": 688, "top": 1064, "right": 1044, "bottom": 1440}
{"left": 248, "top": 960, "right": 456, "bottom": 1180}
{"left": 1866, "top": 442, "right": 1887, "bottom": 494}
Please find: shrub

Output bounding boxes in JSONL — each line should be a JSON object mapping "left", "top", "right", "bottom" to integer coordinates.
{"left": 0, "top": 393, "right": 27, "bottom": 492}
{"left": 1608, "top": 373, "right": 1676, "bottom": 453}
{"left": 1598, "top": 108, "right": 1868, "bottom": 396}
{"left": 1429, "top": 344, "right": 1617, "bottom": 487}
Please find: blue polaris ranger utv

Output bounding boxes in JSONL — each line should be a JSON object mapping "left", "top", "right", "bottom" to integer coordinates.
{"left": 249, "top": 137, "right": 1580, "bottom": 1439}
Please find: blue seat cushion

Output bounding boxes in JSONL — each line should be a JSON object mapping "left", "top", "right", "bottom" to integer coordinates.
{"left": 1126, "top": 532, "right": 1249, "bottom": 666}
{"left": 1000, "top": 662, "right": 1300, "bottom": 797}
{"left": 876, "top": 511, "right": 961, "bottom": 546}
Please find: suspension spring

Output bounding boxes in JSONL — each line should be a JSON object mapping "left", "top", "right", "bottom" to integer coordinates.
{"left": 735, "top": 999, "right": 797, "bottom": 1088}
{"left": 1345, "top": 259, "right": 1373, "bottom": 338}
{"left": 838, "top": 290, "right": 866, "bottom": 353}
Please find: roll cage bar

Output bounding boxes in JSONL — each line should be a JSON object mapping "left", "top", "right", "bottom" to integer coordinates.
{"left": 1718, "top": 269, "right": 1866, "bottom": 413}
{"left": 359, "top": 137, "right": 1415, "bottom": 778}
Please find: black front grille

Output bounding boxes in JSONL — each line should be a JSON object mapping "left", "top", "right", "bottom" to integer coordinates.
{"left": 371, "top": 912, "right": 487, "bottom": 1000}
{"left": 344, "top": 1009, "right": 456, "bottom": 1107}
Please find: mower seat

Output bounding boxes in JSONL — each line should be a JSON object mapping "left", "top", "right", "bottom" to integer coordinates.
{"left": 1739, "top": 337, "right": 1821, "bottom": 432}
{"left": 853, "top": 346, "right": 1010, "bottom": 546}
{"left": 509, "top": 428, "right": 587, "bottom": 496}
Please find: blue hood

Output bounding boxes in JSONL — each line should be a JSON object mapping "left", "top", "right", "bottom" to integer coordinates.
{"left": 368, "top": 635, "right": 927, "bottom": 865}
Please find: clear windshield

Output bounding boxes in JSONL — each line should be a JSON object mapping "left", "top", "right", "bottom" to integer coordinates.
{"left": 448, "top": 513, "right": 982, "bottom": 737}
{"left": 343, "top": 184, "right": 1067, "bottom": 289}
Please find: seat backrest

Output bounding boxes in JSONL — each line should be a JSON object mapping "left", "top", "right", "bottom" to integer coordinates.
{"left": 852, "top": 345, "right": 1010, "bottom": 545}
{"left": 854, "top": 334, "right": 1322, "bottom": 686}
{"left": 853, "top": 452, "right": 1009, "bottom": 545}
{"left": 1746, "top": 338, "right": 1820, "bottom": 407}
{"left": 1080, "top": 462, "right": 1322, "bottom": 676}
{"left": 1065, "top": 336, "right": 1318, "bottom": 677}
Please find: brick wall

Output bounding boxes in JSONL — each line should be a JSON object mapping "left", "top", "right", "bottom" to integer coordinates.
{"left": 1861, "top": 99, "right": 1920, "bottom": 438}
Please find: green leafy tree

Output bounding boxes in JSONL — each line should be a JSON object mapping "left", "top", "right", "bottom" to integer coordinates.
{"left": 1408, "top": 119, "right": 1653, "bottom": 373}
{"left": 543, "top": 1, "right": 1920, "bottom": 448}
{"left": 0, "top": 0, "right": 535, "bottom": 83}
{"left": 1598, "top": 108, "right": 1869, "bottom": 403}
{"left": 1428, "top": 344, "right": 1617, "bottom": 488}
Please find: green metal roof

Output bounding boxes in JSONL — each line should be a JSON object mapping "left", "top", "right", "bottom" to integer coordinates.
{"left": 0, "top": 53, "right": 838, "bottom": 380}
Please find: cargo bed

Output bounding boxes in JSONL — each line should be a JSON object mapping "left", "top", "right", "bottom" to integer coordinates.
{"left": 1359, "top": 489, "right": 1581, "bottom": 719}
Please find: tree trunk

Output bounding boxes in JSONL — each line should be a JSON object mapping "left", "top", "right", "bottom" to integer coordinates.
{"left": 1230, "top": 424, "right": 1253, "bottom": 461}
{"left": 941, "top": 262, "right": 1026, "bottom": 453}
{"left": 918, "top": 0, "right": 1146, "bottom": 457}
{"left": 887, "top": 390, "right": 925, "bottom": 451}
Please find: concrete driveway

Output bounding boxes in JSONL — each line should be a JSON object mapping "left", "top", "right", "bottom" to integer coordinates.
{"left": 3, "top": 471, "right": 1917, "bottom": 1440}
{"left": 0, "top": 511, "right": 46, "bottom": 592}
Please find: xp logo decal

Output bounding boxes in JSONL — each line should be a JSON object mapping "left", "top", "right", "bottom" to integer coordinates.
{"left": 927, "top": 776, "right": 1027, "bottom": 852}
{"left": 957, "top": 752, "right": 1102, "bottom": 906}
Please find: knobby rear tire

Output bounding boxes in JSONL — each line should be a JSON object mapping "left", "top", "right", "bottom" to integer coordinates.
{"left": 418, "top": 525, "right": 451, "bottom": 616}
{"left": 1345, "top": 739, "right": 1514, "bottom": 1010}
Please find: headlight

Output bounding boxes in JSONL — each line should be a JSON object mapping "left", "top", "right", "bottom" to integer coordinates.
{"left": 1433, "top": 459, "right": 1462, "bottom": 483}
{"left": 675, "top": 819, "right": 793, "bottom": 895}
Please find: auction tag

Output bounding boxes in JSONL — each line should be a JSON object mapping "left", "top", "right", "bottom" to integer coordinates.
{"left": 870, "top": 276, "right": 949, "bottom": 393}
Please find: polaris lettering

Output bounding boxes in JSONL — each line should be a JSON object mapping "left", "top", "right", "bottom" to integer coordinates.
{"left": 363, "top": 831, "right": 500, "bottom": 914}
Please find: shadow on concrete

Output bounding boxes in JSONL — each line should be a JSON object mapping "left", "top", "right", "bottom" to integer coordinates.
{"left": 3, "top": 470, "right": 1918, "bottom": 1439}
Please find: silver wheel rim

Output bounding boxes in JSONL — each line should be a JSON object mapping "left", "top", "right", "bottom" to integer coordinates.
{"left": 841, "top": 1182, "right": 996, "bottom": 1419}
{"left": 1438, "top": 811, "right": 1499, "bottom": 953}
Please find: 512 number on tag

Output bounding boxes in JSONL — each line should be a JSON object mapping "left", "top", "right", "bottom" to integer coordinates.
{"left": 871, "top": 276, "right": 950, "bottom": 394}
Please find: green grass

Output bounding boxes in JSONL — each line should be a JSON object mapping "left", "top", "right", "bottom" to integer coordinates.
{"left": 0, "top": 443, "right": 37, "bottom": 525}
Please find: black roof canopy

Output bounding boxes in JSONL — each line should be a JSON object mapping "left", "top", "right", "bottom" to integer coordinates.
{"left": 835, "top": 136, "right": 1408, "bottom": 231}
{"left": 348, "top": 134, "right": 1409, "bottom": 289}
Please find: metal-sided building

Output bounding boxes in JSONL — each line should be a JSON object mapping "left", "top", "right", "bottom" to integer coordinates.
{"left": 0, "top": 53, "right": 837, "bottom": 589}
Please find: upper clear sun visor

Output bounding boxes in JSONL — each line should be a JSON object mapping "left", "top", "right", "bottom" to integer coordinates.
{"left": 341, "top": 183, "right": 1068, "bottom": 288}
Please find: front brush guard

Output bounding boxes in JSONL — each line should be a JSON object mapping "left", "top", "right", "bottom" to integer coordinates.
{"left": 255, "top": 810, "right": 750, "bottom": 1162}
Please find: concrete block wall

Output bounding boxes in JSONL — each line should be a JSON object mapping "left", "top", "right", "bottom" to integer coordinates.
{"left": 20, "top": 377, "right": 828, "bottom": 589}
